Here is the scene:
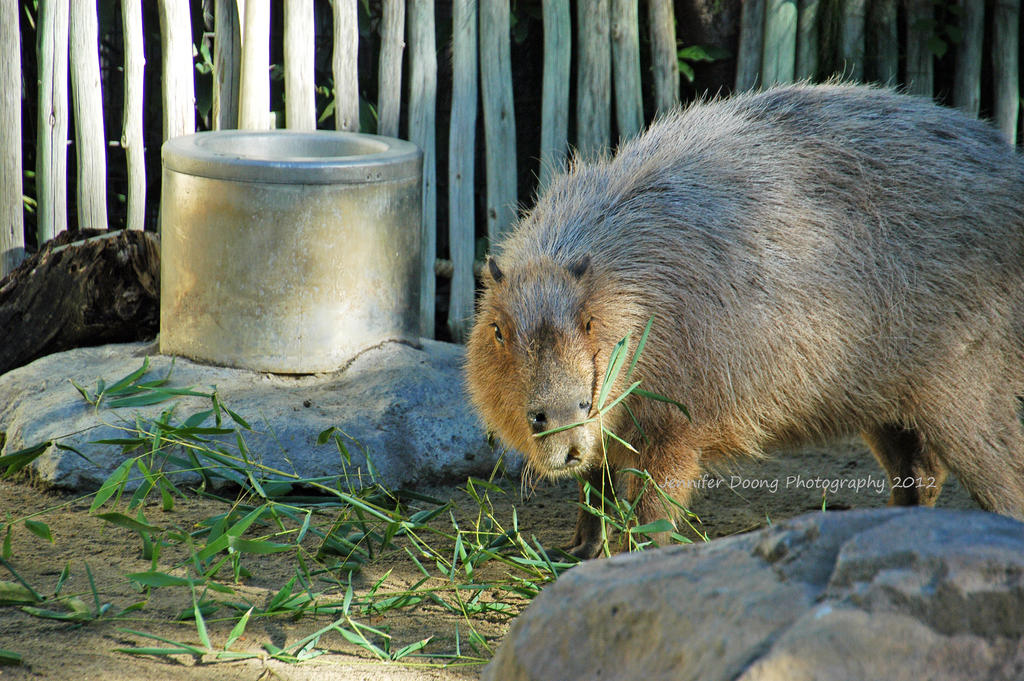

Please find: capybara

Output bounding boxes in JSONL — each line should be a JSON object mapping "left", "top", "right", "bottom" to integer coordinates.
{"left": 465, "top": 82, "right": 1024, "bottom": 558}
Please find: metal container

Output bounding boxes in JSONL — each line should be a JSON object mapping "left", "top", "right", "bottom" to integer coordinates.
{"left": 159, "top": 130, "right": 422, "bottom": 373}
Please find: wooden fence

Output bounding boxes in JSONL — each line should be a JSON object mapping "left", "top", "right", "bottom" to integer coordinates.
{"left": 1, "top": 0, "right": 1021, "bottom": 344}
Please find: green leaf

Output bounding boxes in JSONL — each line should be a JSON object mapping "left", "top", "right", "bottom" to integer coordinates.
{"left": 630, "top": 519, "right": 676, "bottom": 535}
{"left": 90, "top": 458, "right": 135, "bottom": 512}
{"left": 224, "top": 607, "right": 253, "bottom": 650}
{"left": 103, "top": 358, "right": 151, "bottom": 396}
{"left": 24, "top": 520, "right": 52, "bottom": 544}
{"left": 0, "top": 648, "right": 21, "bottom": 665}
{"left": 128, "top": 571, "right": 194, "bottom": 588}
{"left": 21, "top": 605, "right": 91, "bottom": 622}
{"left": 0, "top": 581, "right": 40, "bottom": 605}
{"left": 227, "top": 537, "right": 294, "bottom": 555}
{"left": 95, "top": 512, "right": 162, "bottom": 534}
{"left": 633, "top": 389, "right": 690, "bottom": 420}
{"left": 0, "top": 441, "right": 51, "bottom": 477}
{"left": 626, "top": 316, "right": 655, "bottom": 380}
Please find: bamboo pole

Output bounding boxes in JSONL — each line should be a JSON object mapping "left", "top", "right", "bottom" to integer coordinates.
{"left": 611, "top": 0, "right": 643, "bottom": 142}
{"left": 867, "top": 0, "right": 897, "bottom": 84}
{"left": 736, "top": 0, "right": 765, "bottom": 91}
{"left": 480, "top": 0, "right": 517, "bottom": 245}
{"left": 70, "top": 0, "right": 108, "bottom": 230}
{"left": 577, "top": 0, "right": 610, "bottom": 159}
{"left": 333, "top": 0, "right": 359, "bottom": 131}
{"left": 540, "top": 0, "right": 570, "bottom": 189}
{"left": 36, "top": 0, "right": 70, "bottom": 243}
{"left": 447, "top": 0, "right": 478, "bottom": 341}
{"left": 408, "top": 0, "right": 437, "bottom": 336}
{"left": 763, "top": 0, "right": 797, "bottom": 86}
{"left": 157, "top": 0, "right": 196, "bottom": 140}
{"left": 840, "top": 0, "right": 865, "bottom": 81}
{"left": 904, "top": 1, "right": 933, "bottom": 97}
{"left": 284, "top": 0, "right": 316, "bottom": 130}
{"left": 213, "top": 0, "right": 241, "bottom": 130}
{"left": 952, "top": 0, "right": 983, "bottom": 116}
{"left": 648, "top": 0, "right": 678, "bottom": 113}
{"left": 796, "top": 0, "right": 818, "bottom": 81}
{"left": 992, "top": 0, "right": 1020, "bottom": 144}
{"left": 238, "top": 0, "right": 271, "bottom": 129}
{"left": 1, "top": 0, "right": 24, "bottom": 275}
{"left": 121, "top": 0, "right": 146, "bottom": 230}
{"left": 378, "top": 0, "right": 404, "bottom": 137}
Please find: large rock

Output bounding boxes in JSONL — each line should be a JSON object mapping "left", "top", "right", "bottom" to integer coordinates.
{"left": 485, "top": 508, "right": 1024, "bottom": 681}
{"left": 0, "top": 340, "right": 503, "bottom": 491}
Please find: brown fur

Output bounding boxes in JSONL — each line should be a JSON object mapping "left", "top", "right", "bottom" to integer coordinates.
{"left": 465, "top": 83, "right": 1024, "bottom": 558}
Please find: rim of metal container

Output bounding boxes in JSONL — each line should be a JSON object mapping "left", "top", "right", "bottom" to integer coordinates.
{"left": 162, "top": 130, "right": 422, "bottom": 184}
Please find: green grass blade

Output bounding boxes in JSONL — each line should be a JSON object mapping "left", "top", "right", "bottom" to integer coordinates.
{"left": 633, "top": 388, "right": 690, "bottom": 419}
{"left": 626, "top": 316, "right": 655, "bottom": 380}
{"left": 0, "top": 649, "right": 21, "bottom": 666}
{"left": 597, "top": 333, "right": 631, "bottom": 409}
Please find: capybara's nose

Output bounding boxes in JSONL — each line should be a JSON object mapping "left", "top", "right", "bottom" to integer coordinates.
{"left": 528, "top": 411, "right": 548, "bottom": 433}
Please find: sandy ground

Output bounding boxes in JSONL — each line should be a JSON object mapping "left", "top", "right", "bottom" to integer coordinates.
{"left": 0, "top": 438, "right": 979, "bottom": 681}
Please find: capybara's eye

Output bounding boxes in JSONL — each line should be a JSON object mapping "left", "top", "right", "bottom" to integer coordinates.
{"left": 585, "top": 318, "right": 593, "bottom": 333}
{"left": 492, "top": 323, "right": 504, "bottom": 344}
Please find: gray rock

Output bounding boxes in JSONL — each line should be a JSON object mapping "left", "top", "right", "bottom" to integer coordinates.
{"left": 0, "top": 340, "right": 506, "bottom": 492}
{"left": 485, "top": 508, "right": 1024, "bottom": 681}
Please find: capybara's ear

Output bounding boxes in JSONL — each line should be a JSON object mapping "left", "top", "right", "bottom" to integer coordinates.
{"left": 567, "top": 254, "right": 591, "bottom": 280}
{"left": 486, "top": 256, "right": 505, "bottom": 284}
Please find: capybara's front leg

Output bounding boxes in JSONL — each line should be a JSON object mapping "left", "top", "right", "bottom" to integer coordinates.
{"left": 568, "top": 466, "right": 613, "bottom": 559}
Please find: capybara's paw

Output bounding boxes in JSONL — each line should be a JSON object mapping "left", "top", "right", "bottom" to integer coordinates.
{"left": 565, "top": 539, "right": 604, "bottom": 560}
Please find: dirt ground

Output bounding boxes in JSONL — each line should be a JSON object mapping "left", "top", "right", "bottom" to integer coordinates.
{"left": 0, "top": 438, "right": 979, "bottom": 681}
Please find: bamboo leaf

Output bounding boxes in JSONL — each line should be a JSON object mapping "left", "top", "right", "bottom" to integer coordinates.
{"left": 0, "top": 441, "right": 51, "bottom": 477}
{"left": 95, "top": 512, "right": 162, "bottom": 534}
{"left": 0, "top": 581, "right": 40, "bottom": 605}
{"left": 224, "top": 607, "right": 253, "bottom": 650}
{"left": 23, "top": 520, "right": 52, "bottom": 544}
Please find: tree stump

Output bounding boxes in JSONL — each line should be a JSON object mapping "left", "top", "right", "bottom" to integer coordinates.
{"left": 0, "top": 229, "right": 159, "bottom": 376}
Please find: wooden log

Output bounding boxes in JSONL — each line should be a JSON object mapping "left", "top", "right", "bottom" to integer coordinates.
{"left": 378, "top": 0, "right": 405, "bottom": 137}
{"left": 0, "top": 229, "right": 160, "bottom": 377}
{"left": 447, "top": 0, "right": 478, "bottom": 341}
{"left": 238, "top": 0, "right": 272, "bottom": 130}
{"left": 904, "top": 1, "right": 934, "bottom": 97}
{"left": 284, "top": 0, "right": 316, "bottom": 130}
{"left": 576, "top": 0, "right": 611, "bottom": 159}
{"left": 121, "top": 0, "right": 146, "bottom": 230}
{"left": 763, "top": 0, "right": 797, "bottom": 86}
{"left": 332, "top": 0, "right": 359, "bottom": 131}
{"left": 952, "top": 0, "right": 984, "bottom": 116}
{"left": 840, "top": 0, "right": 865, "bottom": 81}
{"left": 611, "top": 0, "right": 643, "bottom": 142}
{"left": 480, "top": 0, "right": 518, "bottom": 246}
{"left": 157, "top": 0, "right": 196, "bottom": 140}
{"left": 736, "top": 0, "right": 765, "bottom": 91}
{"left": 647, "top": 0, "right": 678, "bottom": 114}
{"left": 867, "top": 0, "right": 897, "bottom": 84}
{"left": 992, "top": 0, "right": 1020, "bottom": 144}
{"left": 796, "top": 0, "right": 819, "bottom": 81}
{"left": 70, "top": 0, "right": 108, "bottom": 231}
{"left": 213, "top": 0, "right": 241, "bottom": 130}
{"left": 36, "top": 0, "right": 71, "bottom": 243}
{"left": 1, "top": 0, "right": 24, "bottom": 276}
{"left": 408, "top": 0, "right": 438, "bottom": 336}
{"left": 540, "top": 0, "right": 570, "bottom": 189}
